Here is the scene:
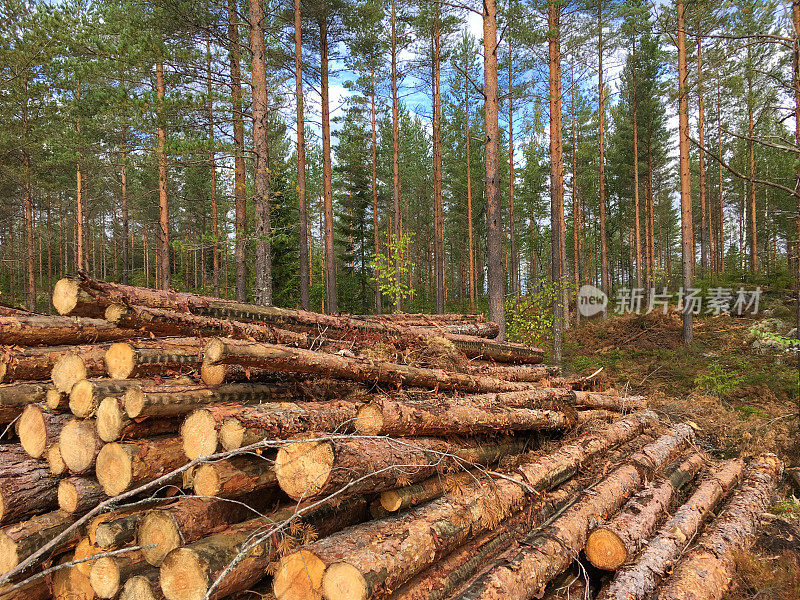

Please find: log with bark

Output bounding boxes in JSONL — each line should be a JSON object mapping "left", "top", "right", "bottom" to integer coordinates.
{"left": 96, "top": 396, "right": 180, "bottom": 443}
{"left": 159, "top": 497, "right": 369, "bottom": 600}
{"left": 585, "top": 451, "right": 707, "bottom": 570}
{"left": 379, "top": 469, "right": 484, "bottom": 513}
{"left": 50, "top": 344, "right": 108, "bottom": 393}
{"left": 94, "top": 512, "right": 144, "bottom": 549}
{"left": 69, "top": 378, "right": 143, "bottom": 418}
{"left": 104, "top": 338, "right": 204, "bottom": 380}
{"left": 59, "top": 418, "right": 103, "bottom": 474}
{"left": 449, "top": 426, "right": 695, "bottom": 600}
{"left": 203, "top": 338, "right": 528, "bottom": 393}
{"left": 654, "top": 454, "right": 782, "bottom": 600}
{"left": 274, "top": 437, "right": 528, "bottom": 502}
{"left": 58, "top": 476, "right": 107, "bottom": 515}
{"left": 271, "top": 411, "right": 658, "bottom": 600}
{"left": 465, "top": 364, "right": 560, "bottom": 382}
{"left": 0, "top": 382, "right": 49, "bottom": 423}
{"left": 181, "top": 400, "right": 362, "bottom": 459}
{"left": 95, "top": 436, "right": 187, "bottom": 496}
{"left": 0, "top": 345, "right": 84, "bottom": 384}
{"left": 353, "top": 396, "right": 577, "bottom": 437}
{"left": 573, "top": 391, "right": 647, "bottom": 411}
{"left": 121, "top": 572, "right": 165, "bottom": 600}
{"left": 597, "top": 458, "right": 746, "bottom": 600}
{"left": 17, "top": 403, "right": 71, "bottom": 458}
{"left": 52, "top": 276, "right": 108, "bottom": 318}
{"left": 192, "top": 454, "right": 277, "bottom": 498}
{"left": 0, "top": 444, "right": 59, "bottom": 524}
{"left": 0, "top": 510, "right": 79, "bottom": 574}
{"left": 90, "top": 551, "right": 149, "bottom": 598}
{"left": 0, "top": 315, "right": 131, "bottom": 346}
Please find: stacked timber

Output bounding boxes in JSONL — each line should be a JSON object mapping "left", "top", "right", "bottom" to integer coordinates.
{"left": 0, "top": 276, "right": 783, "bottom": 600}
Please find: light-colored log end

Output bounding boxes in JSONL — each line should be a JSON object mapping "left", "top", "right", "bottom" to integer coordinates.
{"left": 96, "top": 443, "right": 133, "bottom": 496}
{"left": 104, "top": 303, "right": 128, "bottom": 324}
{"left": 0, "top": 360, "right": 7, "bottom": 385}
{"left": 47, "top": 444, "right": 67, "bottom": 475}
{"left": 90, "top": 556, "right": 123, "bottom": 598}
{"left": 57, "top": 479, "right": 79, "bottom": 513}
{"left": 0, "top": 531, "right": 18, "bottom": 574}
{"left": 74, "top": 538, "right": 100, "bottom": 577}
{"left": 52, "top": 354, "right": 88, "bottom": 394}
{"left": 97, "top": 396, "right": 126, "bottom": 442}
{"left": 69, "top": 379, "right": 97, "bottom": 418}
{"left": 585, "top": 527, "right": 628, "bottom": 571}
{"left": 181, "top": 410, "right": 219, "bottom": 460}
{"left": 105, "top": 343, "right": 136, "bottom": 380}
{"left": 159, "top": 548, "right": 207, "bottom": 600}
{"left": 200, "top": 362, "right": 226, "bottom": 387}
{"left": 322, "top": 562, "right": 368, "bottom": 600}
{"left": 274, "top": 441, "right": 334, "bottom": 500}
{"left": 379, "top": 490, "right": 403, "bottom": 512}
{"left": 46, "top": 388, "right": 67, "bottom": 411}
{"left": 52, "top": 278, "right": 80, "bottom": 316}
{"left": 138, "top": 511, "right": 179, "bottom": 567}
{"left": 219, "top": 419, "right": 246, "bottom": 451}
{"left": 192, "top": 463, "right": 221, "bottom": 497}
{"left": 60, "top": 419, "right": 100, "bottom": 474}
{"left": 353, "top": 404, "right": 383, "bottom": 436}
{"left": 273, "top": 549, "right": 326, "bottom": 600}
{"left": 124, "top": 388, "right": 146, "bottom": 419}
{"left": 18, "top": 404, "right": 48, "bottom": 458}
{"left": 121, "top": 575, "right": 161, "bottom": 600}
{"left": 203, "top": 338, "right": 226, "bottom": 365}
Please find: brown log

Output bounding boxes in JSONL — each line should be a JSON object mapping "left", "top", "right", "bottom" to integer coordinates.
{"left": 448, "top": 426, "right": 695, "bottom": 600}
{"left": 58, "top": 477, "right": 107, "bottom": 515}
{"left": 0, "top": 315, "right": 131, "bottom": 346}
{"left": 137, "top": 492, "right": 274, "bottom": 566}
{"left": 51, "top": 345, "right": 108, "bottom": 394}
{"left": 585, "top": 451, "right": 707, "bottom": 570}
{"left": 59, "top": 418, "right": 103, "bottom": 474}
{"left": 271, "top": 410, "right": 658, "bottom": 600}
{"left": 159, "top": 497, "right": 369, "bottom": 600}
{"left": 95, "top": 436, "right": 187, "bottom": 496}
{"left": 465, "top": 364, "right": 559, "bottom": 382}
{"left": 379, "top": 470, "right": 481, "bottom": 513}
{"left": 18, "top": 403, "right": 71, "bottom": 458}
{"left": 576, "top": 409, "right": 619, "bottom": 424}
{"left": 0, "top": 510, "right": 79, "bottom": 574}
{"left": 0, "top": 345, "right": 82, "bottom": 384}
{"left": 192, "top": 454, "right": 277, "bottom": 498}
{"left": 204, "top": 338, "right": 528, "bottom": 393}
{"left": 46, "top": 443, "right": 67, "bottom": 475}
{"left": 90, "top": 551, "right": 149, "bottom": 598}
{"left": 123, "top": 381, "right": 293, "bottom": 420}
{"left": 0, "top": 382, "right": 49, "bottom": 423}
{"left": 597, "top": 458, "right": 746, "bottom": 600}
{"left": 69, "top": 379, "right": 143, "bottom": 418}
{"left": 96, "top": 396, "right": 180, "bottom": 443}
{"left": 573, "top": 391, "right": 647, "bottom": 411}
{"left": 94, "top": 513, "right": 143, "bottom": 550}
{"left": 654, "top": 454, "right": 782, "bottom": 600}
{"left": 353, "top": 397, "right": 577, "bottom": 437}
{"left": 121, "top": 572, "right": 165, "bottom": 600}
{"left": 275, "top": 437, "right": 528, "bottom": 501}
{"left": 104, "top": 339, "right": 204, "bottom": 380}
{"left": 181, "top": 400, "right": 362, "bottom": 459}
{"left": 0, "top": 444, "right": 59, "bottom": 524}
{"left": 106, "top": 304, "right": 309, "bottom": 347}
{"left": 0, "top": 579, "right": 50, "bottom": 600}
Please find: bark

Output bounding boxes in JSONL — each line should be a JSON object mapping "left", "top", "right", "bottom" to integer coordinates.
{"left": 465, "top": 364, "right": 559, "bottom": 382}
{"left": 379, "top": 469, "right": 484, "bottom": 513}
{"left": 138, "top": 493, "right": 273, "bottom": 566}
{"left": 275, "top": 437, "right": 527, "bottom": 501}
{"left": 94, "top": 513, "right": 143, "bottom": 549}
{"left": 272, "top": 411, "right": 657, "bottom": 600}
{"left": 585, "top": 451, "right": 706, "bottom": 570}
{"left": 573, "top": 391, "right": 647, "bottom": 411}
{"left": 156, "top": 56, "right": 170, "bottom": 291}
{"left": 18, "top": 403, "right": 71, "bottom": 458}
{"left": 95, "top": 436, "right": 186, "bottom": 496}
{"left": 451, "top": 428, "right": 693, "bottom": 600}
{"left": 203, "top": 338, "right": 528, "bottom": 393}
{"left": 432, "top": 9, "right": 444, "bottom": 315}
{"left": 697, "top": 30, "right": 707, "bottom": 274}
{"left": 794, "top": 0, "right": 800, "bottom": 432}
{"left": 549, "top": 1, "right": 564, "bottom": 360}
{"left": 0, "top": 315, "right": 130, "bottom": 347}
{"left": 160, "top": 497, "right": 369, "bottom": 600}
{"left": 466, "top": 78, "right": 476, "bottom": 313}
{"left": 104, "top": 339, "right": 203, "bottom": 379}
{"left": 654, "top": 455, "right": 782, "bottom": 600}
{"left": 597, "top": 0, "right": 609, "bottom": 299}
{"left": 509, "top": 42, "right": 518, "bottom": 296}
{"left": 97, "top": 396, "right": 180, "bottom": 442}
{"left": 59, "top": 418, "right": 103, "bottom": 474}
{"left": 483, "top": 0, "right": 504, "bottom": 340}
{"left": 51, "top": 344, "right": 108, "bottom": 393}
{"left": 207, "top": 34, "right": 220, "bottom": 298}
{"left": 0, "top": 510, "right": 79, "bottom": 574}
{"left": 294, "top": 0, "right": 310, "bottom": 311}
{"left": 90, "top": 551, "right": 149, "bottom": 598}
{"left": 319, "top": 14, "right": 337, "bottom": 313}
{"left": 180, "top": 399, "right": 361, "bottom": 459}
{"left": 0, "top": 382, "right": 50, "bottom": 422}
{"left": 354, "top": 397, "right": 576, "bottom": 437}
{"left": 0, "top": 344, "right": 88, "bottom": 384}
{"left": 371, "top": 69, "right": 381, "bottom": 314}
{"left": 0, "top": 444, "right": 59, "bottom": 524}
{"left": 58, "top": 476, "right": 106, "bottom": 515}
{"left": 69, "top": 378, "right": 143, "bottom": 418}
{"left": 390, "top": 0, "right": 402, "bottom": 312}
{"left": 746, "top": 62, "right": 758, "bottom": 272}
{"left": 192, "top": 454, "right": 277, "bottom": 498}
{"left": 677, "top": 0, "right": 694, "bottom": 344}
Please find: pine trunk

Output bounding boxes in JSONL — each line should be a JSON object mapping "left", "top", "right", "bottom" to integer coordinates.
{"left": 104, "top": 338, "right": 203, "bottom": 380}
{"left": 0, "top": 315, "right": 130, "bottom": 347}
{"left": 49, "top": 344, "right": 109, "bottom": 393}
{"left": 90, "top": 551, "right": 150, "bottom": 599}
{"left": 0, "top": 510, "right": 79, "bottom": 574}
{"left": 0, "top": 382, "right": 49, "bottom": 423}
{"left": 192, "top": 454, "right": 277, "bottom": 498}
{"left": 319, "top": 15, "right": 337, "bottom": 313}
{"left": 549, "top": 1, "right": 564, "bottom": 360}
{"left": 95, "top": 436, "right": 186, "bottom": 496}
{"left": 294, "top": 0, "right": 310, "bottom": 310}
{"left": 156, "top": 56, "right": 170, "bottom": 291}
{"left": 57, "top": 476, "right": 106, "bottom": 515}
{"left": 677, "top": 0, "right": 694, "bottom": 344}
{"left": 0, "top": 444, "right": 59, "bottom": 524}
{"left": 59, "top": 418, "right": 103, "bottom": 474}
{"left": 229, "top": 0, "right": 247, "bottom": 302}
{"left": 18, "top": 403, "right": 71, "bottom": 458}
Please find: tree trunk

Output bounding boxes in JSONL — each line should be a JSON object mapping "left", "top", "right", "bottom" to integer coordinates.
{"left": 94, "top": 512, "right": 144, "bottom": 549}
{"left": 466, "top": 82, "right": 476, "bottom": 313}
{"left": 697, "top": 31, "right": 707, "bottom": 274}
{"left": 484, "top": 0, "right": 504, "bottom": 340}
{"left": 597, "top": 0, "right": 609, "bottom": 301}
{"left": 717, "top": 82, "right": 725, "bottom": 273}
{"left": 549, "top": 1, "right": 564, "bottom": 360}
{"left": 121, "top": 136, "right": 130, "bottom": 286}
{"left": 655, "top": 455, "right": 782, "bottom": 600}
{"left": 207, "top": 35, "right": 220, "bottom": 298}
{"left": 229, "top": 0, "right": 247, "bottom": 302}
{"left": 0, "top": 315, "right": 129, "bottom": 347}
{"left": 156, "top": 56, "right": 170, "bottom": 291}
{"left": 192, "top": 454, "right": 277, "bottom": 498}
{"left": 746, "top": 58, "right": 758, "bottom": 273}
{"left": 0, "top": 510, "right": 79, "bottom": 574}
{"left": 295, "top": 0, "right": 310, "bottom": 310}
{"left": 597, "top": 458, "right": 745, "bottom": 600}
{"left": 58, "top": 476, "right": 106, "bottom": 515}
{"left": 69, "top": 378, "right": 143, "bottom": 418}
{"left": 0, "top": 444, "right": 59, "bottom": 524}
{"left": 48, "top": 344, "right": 108, "bottom": 394}
{"left": 509, "top": 42, "right": 518, "bottom": 297}
{"left": 465, "top": 364, "right": 559, "bottom": 381}
{"left": 319, "top": 15, "right": 337, "bottom": 313}
{"left": 23, "top": 155, "right": 35, "bottom": 312}
{"left": 95, "top": 436, "right": 186, "bottom": 496}
{"left": 391, "top": 0, "right": 402, "bottom": 312}
{"left": 633, "top": 37, "right": 642, "bottom": 290}
{"left": 677, "top": 0, "right": 694, "bottom": 344}
{"left": 250, "top": 0, "right": 272, "bottom": 307}
{"left": 572, "top": 391, "right": 646, "bottom": 410}
{"left": 121, "top": 572, "right": 164, "bottom": 600}
{"left": 379, "top": 469, "right": 484, "bottom": 513}
{"left": 432, "top": 15, "right": 444, "bottom": 314}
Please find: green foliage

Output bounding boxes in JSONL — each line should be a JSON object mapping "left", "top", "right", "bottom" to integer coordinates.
{"left": 694, "top": 360, "right": 745, "bottom": 398}
{"left": 505, "top": 284, "right": 556, "bottom": 347}
{"left": 372, "top": 233, "right": 414, "bottom": 311}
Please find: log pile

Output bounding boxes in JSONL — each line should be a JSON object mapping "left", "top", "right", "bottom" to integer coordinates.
{"left": 0, "top": 276, "right": 783, "bottom": 600}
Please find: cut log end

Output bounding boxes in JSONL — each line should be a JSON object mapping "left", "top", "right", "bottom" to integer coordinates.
{"left": 96, "top": 443, "right": 133, "bottom": 496}
{"left": 192, "top": 463, "right": 221, "bottom": 497}
{"left": 181, "top": 410, "right": 218, "bottom": 460}
{"left": 124, "top": 388, "right": 146, "bottom": 419}
{"left": 60, "top": 419, "right": 99, "bottom": 474}
{"left": 585, "top": 527, "right": 628, "bottom": 571}
{"left": 200, "top": 362, "right": 226, "bottom": 387}
{"left": 97, "top": 396, "right": 125, "bottom": 442}
{"left": 74, "top": 538, "right": 100, "bottom": 576}
{"left": 18, "top": 404, "right": 48, "bottom": 458}
{"left": 203, "top": 338, "right": 226, "bottom": 365}
{"left": 105, "top": 343, "right": 136, "bottom": 380}
{"left": 138, "top": 511, "right": 179, "bottom": 566}
{"left": 273, "top": 549, "right": 326, "bottom": 600}
{"left": 322, "top": 562, "right": 368, "bottom": 600}
{"left": 52, "top": 354, "right": 88, "bottom": 394}
{"left": 46, "top": 388, "right": 67, "bottom": 410}
{"left": 0, "top": 531, "right": 18, "bottom": 574}
{"left": 52, "top": 277, "right": 80, "bottom": 316}
{"left": 219, "top": 419, "right": 246, "bottom": 451}
{"left": 90, "top": 556, "right": 124, "bottom": 598}
{"left": 47, "top": 444, "right": 67, "bottom": 475}
{"left": 69, "top": 379, "right": 96, "bottom": 417}
{"left": 274, "top": 441, "right": 334, "bottom": 500}
{"left": 159, "top": 547, "right": 207, "bottom": 600}
{"left": 379, "top": 490, "right": 403, "bottom": 512}
{"left": 105, "top": 303, "right": 128, "bottom": 324}
{"left": 353, "top": 404, "right": 383, "bottom": 436}
{"left": 0, "top": 360, "right": 7, "bottom": 384}
{"left": 57, "top": 479, "right": 79, "bottom": 514}
{"left": 121, "top": 575, "right": 160, "bottom": 600}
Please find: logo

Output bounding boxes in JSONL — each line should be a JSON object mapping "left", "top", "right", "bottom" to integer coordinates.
{"left": 578, "top": 285, "right": 608, "bottom": 317}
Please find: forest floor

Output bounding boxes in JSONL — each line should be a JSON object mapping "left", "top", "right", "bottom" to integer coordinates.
{"left": 559, "top": 307, "right": 800, "bottom": 598}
